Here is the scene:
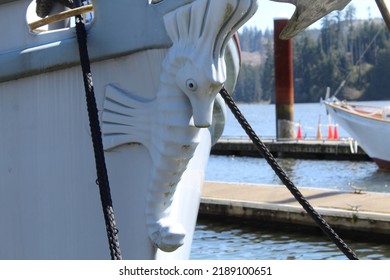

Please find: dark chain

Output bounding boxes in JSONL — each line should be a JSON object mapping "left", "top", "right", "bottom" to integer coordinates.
{"left": 74, "top": 3, "right": 122, "bottom": 260}
{"left": 219, "top": 87, "right": 359, "bottom": 260}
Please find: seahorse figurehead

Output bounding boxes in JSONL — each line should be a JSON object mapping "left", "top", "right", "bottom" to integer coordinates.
{"left": 175, "top": 61, "right": 223, "bottom": 128}
{"left": 271, "top": 0, "right": 352, "bottom": 39}
{"left": 164, "top": 0, "right": 258, "bottom": 128}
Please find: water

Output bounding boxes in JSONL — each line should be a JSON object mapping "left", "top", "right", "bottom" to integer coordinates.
{"left": 191, "top": 218, "right": 390, "bottom": 260}
{"left": 205, "top": 156, "right": 390, "bottom": 193}
{"left": 190, "top": 102, "right": 390, "bottom": 260}
{"left": 222, "top": 101, "right": 389, "bottom": 139}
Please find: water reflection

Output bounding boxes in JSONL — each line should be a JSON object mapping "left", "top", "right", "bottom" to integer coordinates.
{"left": 206, "top": 155, "right": 390, "bottom": 193}
{"left": 191, "top": 218, "right": 390, "bottom": 260}
{"left": 350, "top": 169, "right": 390, "bottom": 193}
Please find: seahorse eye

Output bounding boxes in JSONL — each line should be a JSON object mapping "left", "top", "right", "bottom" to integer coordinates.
{"left": 186, "top": 79, "right": 197, "bottom": 91}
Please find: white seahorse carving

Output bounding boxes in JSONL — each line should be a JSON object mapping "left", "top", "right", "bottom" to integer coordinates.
{"left": 102, "top": 0, "right": 258, "bottom": 252}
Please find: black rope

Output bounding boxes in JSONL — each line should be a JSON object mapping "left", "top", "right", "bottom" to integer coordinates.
{"left": 219, "top": 87, "right": 359, "bottom": 260}
{"left": 74, "top": 2, "right": 122, "bottom": 260}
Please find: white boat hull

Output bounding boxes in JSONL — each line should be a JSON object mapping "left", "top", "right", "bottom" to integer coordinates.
{"left": 0, "top": 54, "right": 209, "bottom": 259}
{"left": 0, "top": 0, "right": 257, "bottom": 259}
{"left": 325, "top": 101, "right": 390, "bottom": 169}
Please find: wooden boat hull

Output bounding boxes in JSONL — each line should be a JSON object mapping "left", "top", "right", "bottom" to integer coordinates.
{"left": 324, "top": 100, "right": 390, "bottom": 170}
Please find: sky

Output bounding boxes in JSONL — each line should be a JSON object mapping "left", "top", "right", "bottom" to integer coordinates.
{"left": 242, "top": 0, "right": 386, "bottom": 31}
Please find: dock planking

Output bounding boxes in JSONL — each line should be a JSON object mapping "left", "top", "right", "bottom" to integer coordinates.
{"left": 200, "top": 181, "right": 390, "bottom": 240}
{"left": 211, "top": 138, "right": 371, "bottom": 161}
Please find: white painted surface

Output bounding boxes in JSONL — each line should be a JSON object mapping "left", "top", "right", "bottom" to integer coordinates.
{"left": 0, "top": 0, "right": 257, "bottom": 259}
{"left": 325, "top": 101, "right": 390, "bottom": 165}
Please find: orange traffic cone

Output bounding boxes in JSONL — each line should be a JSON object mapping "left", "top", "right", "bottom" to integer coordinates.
{"left": 316, "top": 116, "right": 322, "bottom": 140}
{"left": 316, "top": 123, "right": 322, "bottom": 140}
{"left": 327, "top": 124, "right": 334, "bottom": 140}
{"left": 296, "top": 123, "right": 303, "bottom": 139}
{"left": 333, "top": 124, "right": 339, "bottom": 140}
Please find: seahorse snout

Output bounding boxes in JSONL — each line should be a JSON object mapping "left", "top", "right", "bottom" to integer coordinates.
{"left": 176, "top": 64, "right": 223, "bottom": 128}
{"left": 190, "top": 90, "right": 221, "bottom": 128}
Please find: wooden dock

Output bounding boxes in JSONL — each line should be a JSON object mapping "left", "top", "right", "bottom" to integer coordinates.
{"left": 211, "top": 137, "right": 371, "bottom": 161}
{"left": 200, "top": 181, "right": 390, "bottom": 239}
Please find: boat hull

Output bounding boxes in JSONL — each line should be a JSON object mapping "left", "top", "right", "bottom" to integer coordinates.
{"left": 325, "top": 101, "right": 390, "bottom": 170}
{"left": 0, "top": 52, "right": 210, "bottom": 259}
{"left": 0, "top": 0, "right": 256, "bottom": 259}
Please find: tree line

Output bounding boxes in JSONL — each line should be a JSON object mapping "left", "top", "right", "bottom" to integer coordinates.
{"left": 233, "top": 5, "right": 390, "bottom": 103}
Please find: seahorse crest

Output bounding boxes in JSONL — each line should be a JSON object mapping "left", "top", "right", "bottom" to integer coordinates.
{"left": 163, "top": 0, "right": 258, "bottom": 127}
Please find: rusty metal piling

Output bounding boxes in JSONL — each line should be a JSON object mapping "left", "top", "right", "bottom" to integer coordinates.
{"left": 274, "top": 19, "right": 295, "bottom": 140}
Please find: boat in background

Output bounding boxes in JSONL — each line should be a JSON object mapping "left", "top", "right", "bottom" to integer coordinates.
{"left": 324, "top": 97, "right": 390, "bottom": 170}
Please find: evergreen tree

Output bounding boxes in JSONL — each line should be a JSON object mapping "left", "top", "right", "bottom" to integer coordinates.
{"left": 233, "top": 64, "right": 262, "bottom": 102}
{"left": 365, "top": 43, "right": 390, "bottom": 100}
{"left": 260, "top": 42, "right": 274, "bottom": 102}
{"left": 235, "top": 4, "right": 390, "bottom": 103}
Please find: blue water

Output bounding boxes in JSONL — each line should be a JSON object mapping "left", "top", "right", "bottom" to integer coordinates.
{"left": 222, "top": 101, "right": 389, "bottom": 139}
{"left": 207, "top": 101, "right": 390, "bottom": 193}
{"left": 205, "top": 156, "right": 390, "bottom": 193}
{"left": 191, "top": 218, "right": 390, "bottom": 260}
{"left": 190, "top": 102, "right": 390, "bottom": 260}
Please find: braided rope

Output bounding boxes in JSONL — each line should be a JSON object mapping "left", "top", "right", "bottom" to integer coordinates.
{"left": 219, "top": 87, "right": 359, "bottom": 260}
{"left": 74, "top": 6, "right": 122, "bottom": 260}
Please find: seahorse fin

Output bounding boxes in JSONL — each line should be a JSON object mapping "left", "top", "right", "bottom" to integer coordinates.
{"left": 102, "top": 84, "right": 154, "bottom": 150}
